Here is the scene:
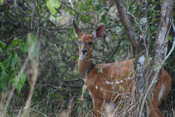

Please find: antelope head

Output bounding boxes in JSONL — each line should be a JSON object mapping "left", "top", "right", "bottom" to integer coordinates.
{"left": 73, "top": 21, "right": 105, "bottom": 61}
{"left": 73, "top": 21, "right": 105, "bottom": 76}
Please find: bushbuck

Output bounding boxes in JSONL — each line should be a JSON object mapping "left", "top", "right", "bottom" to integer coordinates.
{"left": 73, "top": 22, "right": 172, "bottom": 117}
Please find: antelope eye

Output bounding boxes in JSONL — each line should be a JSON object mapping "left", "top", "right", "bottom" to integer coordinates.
{"left": 88, "top": 42, "right": 93, "bottom": 45}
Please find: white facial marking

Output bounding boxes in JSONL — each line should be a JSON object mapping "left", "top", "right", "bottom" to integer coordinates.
{"left": 79, "top": 54, "right": 86, "bottom": 60}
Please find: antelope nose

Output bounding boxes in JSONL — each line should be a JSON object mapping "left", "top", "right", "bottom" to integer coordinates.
{"left": 82, "top": 49, "right": 88, "bottom": 54}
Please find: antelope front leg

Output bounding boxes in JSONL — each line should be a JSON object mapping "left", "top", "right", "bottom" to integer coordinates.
{"left": 149, "top": 102, "right": 164, "bottom": 117}
{"left": 92, "top": 98, "right": 104, "bottom": 117}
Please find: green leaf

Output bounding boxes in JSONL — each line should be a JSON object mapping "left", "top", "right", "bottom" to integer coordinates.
{"left": 20, "top": 42, "right": 28, "bottom": 53}
{"left": 0, "top": 0, "right": 4, "bottom": 5}
{"left": 12, "top": 72, "right": 27, "bottom": 92}
{"left": 46, "top": 0, "right": 61, "bottom": 15}
{"left": 11, "top": 39, "right": 23, "bottom": 46}
{"left": 0, "top": 40, "right": 6, "bottom": 48}
{"left": 10, "top": 53, "right": 20, "bottom": 70}
{"left": 0, "top": 70, "right": 9, "bottom": 91}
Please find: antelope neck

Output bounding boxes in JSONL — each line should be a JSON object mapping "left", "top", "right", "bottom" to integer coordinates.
{"left": 78, "top": 59, "right": 94, "bottom": 76}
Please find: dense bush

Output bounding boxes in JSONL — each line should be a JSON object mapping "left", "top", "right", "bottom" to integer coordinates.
{"left": 0, "top": 0, "right": 174, "bottom": 117}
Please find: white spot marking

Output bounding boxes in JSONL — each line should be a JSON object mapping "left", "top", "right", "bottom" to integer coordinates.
{"left": 115, "top": 81, "right": 119, "bottom": 84}
{"left": 105, "top": 81, "right": 114, "bottom": 85}
{"left": 120, "top": 80, "right": 123, "bottom": 83}
{"left": 105, "top": 77, "right": 134, "bottom": 85}
{"left": 127, "top": 77, "right": 132, "bottom": 80}
{"left": 95, "top": 86, "right": 98, "bottom": 89}
{"left": 115, "top": 80, "right": 124, "bottom": 84}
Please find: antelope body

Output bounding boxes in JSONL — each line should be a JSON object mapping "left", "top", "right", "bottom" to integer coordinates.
{"left": 74, "top": 23, "right": 172, "bottom": 117}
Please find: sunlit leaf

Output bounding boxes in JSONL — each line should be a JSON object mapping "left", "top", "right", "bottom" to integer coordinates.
{"left": 46, "top": 0, "right": 61, "bottom": 15}
{"left": 11, "top": 53, "right": 20, "bottom": 70}
{"left": 0, "top": 40, "right": 6, "bottom": 48}
{"left": 12, "top": 72, "right": 27, "bottom": 92}
{"left": 20, "top": 42, "right": 28, "bottom": 53}
{"left": 11, "top": 39, "right": 23, "bottom": 46}
{"left": 0, "top": 0, "right": 4, "bottom": 5}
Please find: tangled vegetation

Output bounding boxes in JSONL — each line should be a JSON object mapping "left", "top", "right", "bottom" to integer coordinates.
{"left": 0, "top": 0, "right": 175, "bottom": 117}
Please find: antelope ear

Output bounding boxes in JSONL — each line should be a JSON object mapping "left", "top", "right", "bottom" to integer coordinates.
{"left": 93, "top": 25, "right": 105, "bottom": 38}
{"left": 73, "top": 20, "right": 81, "bottom": 37}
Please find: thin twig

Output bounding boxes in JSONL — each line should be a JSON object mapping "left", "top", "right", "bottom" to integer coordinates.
{"left": 138, "top": 0, "right": 174, "bottom": 115}
{"left": 3, "top": 58, "right": 29, "bottom": 117}
{"left": 114, "top": 0, "right": 139, "bottom": 53}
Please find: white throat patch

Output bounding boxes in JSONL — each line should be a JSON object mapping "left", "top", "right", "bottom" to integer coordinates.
{"left": 79, "top": 53, "right": 87, "bottom": 60}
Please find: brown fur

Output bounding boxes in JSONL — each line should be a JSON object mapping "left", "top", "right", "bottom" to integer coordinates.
{"left": 75, "top": 26, "right": 172, "bottom": 117}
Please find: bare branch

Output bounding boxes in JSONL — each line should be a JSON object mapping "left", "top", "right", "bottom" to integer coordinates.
{"left": 154, "top": 0, "right": 174, "bottom": 65}
{"left": 114, "top": 0, "right": 139, "bottom": 53}
{"left": 138, "top": 0, "right": 174, "bottom": 116}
